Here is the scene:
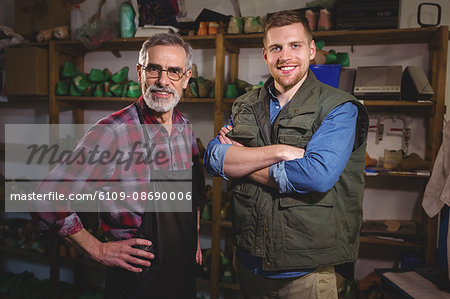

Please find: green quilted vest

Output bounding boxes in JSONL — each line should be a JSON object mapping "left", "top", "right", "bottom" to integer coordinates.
{"left": 227, "top": 71, "right": 369, "bottom": 271}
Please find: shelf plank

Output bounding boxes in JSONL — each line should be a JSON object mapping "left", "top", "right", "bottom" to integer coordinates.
{"left": 365, "top": 169, "right": 430, "bottom": 178}
{"left": 0, "top": 245, "right": 53, "bottom": 263}
{"left": 224, "top": 98, "right": 434, "bottom": 108}
{"left": 362, "top": 100, "right": 434, "bottom": 107}
{"left": 56, "top": 96, "right": 136, "bottom": 103}
{"left": 221, "top": 221, "right": 232, "bottom": 228}
{"left": 0, "top": 245, "right": 107, "bottom": 269}
{"left": 59, "top": 255, "right": 105, "bottom": 269}
{"left": 54, "top": 35, "right": 216, "bottom": 54}
{"left": 20, "top": 27, "right": 443, "bottom": 54}
{"left": 56, "top": 96, "right": 214, "bottom": 104}
{"left": 359, "top": 236, "right": 424, "bottom": 248}
{"left": 219, "top": 282, "right": 240, "bottom": 291}
{"left": 225, "top": 27, "right": 441, "bottom": 48}
{"left": 200, "top": 220, "right": 232, "bottom": 228}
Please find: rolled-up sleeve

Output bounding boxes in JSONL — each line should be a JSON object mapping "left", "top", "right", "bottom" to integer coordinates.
{"left": 204, "top": 136, "right": 232, "bottom": 179}
{"left": 270, "top": 102, "right": 358, "bottom": 194}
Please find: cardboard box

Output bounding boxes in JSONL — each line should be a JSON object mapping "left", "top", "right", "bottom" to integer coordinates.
{"left": 15, "top": 0, "right": 71, "bottom": 37}
{"left": 5, "top": 47, "right": 48, "bottom": 96}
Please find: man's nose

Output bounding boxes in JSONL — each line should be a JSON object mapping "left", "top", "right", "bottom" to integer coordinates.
{"left": 157, "top": 70, "right": 170, "bottom": 86}
{"left": 279, "top": 48, "right": 293, "bottom": 62}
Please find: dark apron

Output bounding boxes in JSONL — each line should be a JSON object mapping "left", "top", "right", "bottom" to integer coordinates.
{"left": 104, "top": 103, "right": 197, "bottom": 299}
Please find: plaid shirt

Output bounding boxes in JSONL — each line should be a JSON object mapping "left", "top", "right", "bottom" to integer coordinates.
{"left": 33, "top": 97, "right": 204, "bottom": 240}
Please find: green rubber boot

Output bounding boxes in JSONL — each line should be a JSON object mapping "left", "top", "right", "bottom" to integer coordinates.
{"left": 111, "top": 67, "right": 129, "bottom": 83}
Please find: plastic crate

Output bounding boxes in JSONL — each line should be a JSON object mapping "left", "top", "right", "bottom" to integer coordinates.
{"left": 309, "top": 64, "right": 342, "bottom": 88}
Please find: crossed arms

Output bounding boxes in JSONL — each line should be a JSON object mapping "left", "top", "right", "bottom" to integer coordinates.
{"left": 204, "top": 102, "right": 358, "bottom": 194}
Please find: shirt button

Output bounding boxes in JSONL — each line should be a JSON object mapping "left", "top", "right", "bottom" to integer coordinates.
{"left": 266, "top": 262, "right": 271, "bottom": 267}
{"left": 276, "top": 106, "right": 279, "bottom": 109}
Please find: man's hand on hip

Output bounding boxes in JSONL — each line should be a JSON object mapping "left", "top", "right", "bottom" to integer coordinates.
{"left": 66, "top": 228, "right": 154, "bottom": 273}
{"left": 95, "top": 238, "right": 155, "bottom": 273}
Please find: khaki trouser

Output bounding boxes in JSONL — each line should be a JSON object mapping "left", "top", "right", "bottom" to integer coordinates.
{"left": 236, "top": 260, "right": 338, "bottom": 299}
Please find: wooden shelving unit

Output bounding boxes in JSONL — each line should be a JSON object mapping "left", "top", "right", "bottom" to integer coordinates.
{"left": 1, "top": 26, "right": 447, "bottom": 299}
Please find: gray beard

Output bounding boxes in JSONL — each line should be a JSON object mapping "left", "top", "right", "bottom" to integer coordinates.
{"left": 143, "top": 85, "right": 181, "bottom": 113}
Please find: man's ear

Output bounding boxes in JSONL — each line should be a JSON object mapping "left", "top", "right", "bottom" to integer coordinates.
{"left": 183, "top": 69, "right": 192, "bottom": 89}
{"left": 136, "top": 64, "right": 142, "bottom": 84}
{"left": 309, "top": 40, "right": 316, "bottom": 61}
{"left": 262, "top": 47, "right": 268, "bottom": 64}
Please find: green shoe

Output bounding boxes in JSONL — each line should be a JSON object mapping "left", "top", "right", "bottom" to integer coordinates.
{"left": 224, "top": 83, "right": 238, "bottom": 98}
{"left": 235, "top": 78, "right": 252, "bottom": 95}
{"left": 110, "top": 84, "right": 123, "bottom": 97}
{"left": 325, "top": 53, "right": 337, "bottom": 64}
{"left": 127, "top": 82, "right": 141, "bottom": 98}
{"left": 104, "top": 82, "right": 112, "bottom": 97}
{"left": 94, "top": 83, "right": 104, "bottom": 97}
{"left": 62, "top": 62, "right": 78, "bottom": 78}
{"left": 221, "top": 266, "right": 234, "bottom": 284}
{"left": 56, "top": 81, "right": 69, "bottom": 95}
{"left": 103, "top": 68, "right": 112, "bottom": 81}
{"left": 197, "top": 77, "right": 212, "bottom": 98}
{"left": 88, "top": 69, "right": 105, "bottom": 83}
{"left": 84, "top": 83, "right": 95, "bottom": 96}
{"left": 316, "top": 40, "right": 325, "bottom": 50}
{"left": 73, "top": 74, "right": 90, "bottom": 92}
{"left": 121, "top": 83, "right": 129, "bottom": 97}
{"left": 188, "top": 79, "right": 199, "bottom": 97}
{"left": 111, "top": 67, "right": 129, "bottom": 83}
{"left": 200, "top": 204, "right": 210, "bottom": 221}
{"left": 336, "top": 52, "right": 350, "bottom": 67}
{"left": 69, "top": 84, "right": 83, "bottom": 96}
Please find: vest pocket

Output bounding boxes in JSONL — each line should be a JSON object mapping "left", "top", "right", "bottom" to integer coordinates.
{"left": 277, "top": 115, "right": 314, "bottom": 147}
{"left": 280, "top": 195, "right": 336, "bottom": 251}
{"left": 227, "top": 124, "right": 260, "bottom": 147}
{"left": 231, "top": 183, "right": 257, "bottom": 250}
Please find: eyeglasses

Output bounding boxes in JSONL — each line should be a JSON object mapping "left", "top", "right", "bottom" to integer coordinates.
{"left": 139, "top": 63, "right": 187, "bottom": 82}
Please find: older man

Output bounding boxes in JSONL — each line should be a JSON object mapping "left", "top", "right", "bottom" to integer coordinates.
{"left": 34, "top": 33, "right": 204, "bottom": 298}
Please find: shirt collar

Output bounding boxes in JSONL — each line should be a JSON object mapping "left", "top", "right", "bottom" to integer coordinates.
{"left": 267, "top": 81, "right": 284, "bottom": 107}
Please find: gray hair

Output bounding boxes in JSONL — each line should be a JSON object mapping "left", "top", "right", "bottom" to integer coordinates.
{"left": 138, "top": 33, "right": 193, "bottom": 70}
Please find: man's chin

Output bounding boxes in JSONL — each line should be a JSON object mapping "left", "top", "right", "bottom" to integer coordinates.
{"left": 144, "top": 96, "right": 180, "bottom": 113}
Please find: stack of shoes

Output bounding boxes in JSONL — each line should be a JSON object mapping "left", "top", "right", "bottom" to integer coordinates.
{"left": 56, "top": 62, "right": 141, "bottom": 98}
{"left": 227, "top": 16, "right": 263, "bottom": 34}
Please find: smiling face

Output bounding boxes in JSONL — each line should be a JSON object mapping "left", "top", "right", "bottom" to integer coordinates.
{"left": 263, "top": 23, "right": 316, "bottom": 93}
{"left": 137, "top": 45, "right": 191, "bottom": 113}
